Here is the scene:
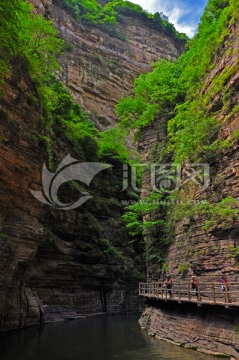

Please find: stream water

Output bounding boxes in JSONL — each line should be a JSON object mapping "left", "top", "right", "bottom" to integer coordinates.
{"left": 0, "top": 314, "right": 216, "bottom": 360}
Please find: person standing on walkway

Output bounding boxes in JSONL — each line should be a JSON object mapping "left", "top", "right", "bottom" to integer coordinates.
{"left": 191, "top": 276, "right": 199, "bottom": 299}
{"left": 221, "top": 275, "right": 231, "bottom": 302}
{"left": 165, "top": 276, "right": 173, "bottom": 298}
{"left": 221, "top": 275, "right": 229, "bottom": 291}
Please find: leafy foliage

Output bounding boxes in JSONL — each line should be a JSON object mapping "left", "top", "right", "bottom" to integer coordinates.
{"left": 117, "top": 0, "right": 239, "bottom": 274}
{"left": 39, "top": 80, "right": 132, "bottom": 164}
{"left": 0, "top": 0, "right": 145, "bottom": 282}
{"left": 122, "top": 192, "right": 165, "bottom": 236}
{"left": 122, "top": 191, "right": 173, "bottom": 271}
{"left": 0, "top": 0, "right": 62, "bottom": 89}
{"left": 117, "top": 59, "right": 186, "bottom": 129}
{"left": 178, "top": 262, "right": 190, "bottom": 275}
{"left": 98, "top": 126, "right": 130, "bottom": 162}
{"left": 118, "top": 0, "right": 238, "bottom": 162}
{"left": 49, "top": 81, "right": 98, "bottom": 160}
{"left": 172, "top": 196, "right": 239, "bottom": 232}
{"left": 201, "top": 197, "right": 239, "bottom": 231}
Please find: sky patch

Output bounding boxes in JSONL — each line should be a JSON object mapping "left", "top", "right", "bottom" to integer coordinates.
{"left": 128, "top": 0, "right": 208, "bottom": 37}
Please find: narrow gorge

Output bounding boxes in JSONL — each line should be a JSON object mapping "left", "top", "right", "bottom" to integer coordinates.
{"left": 0, "top": 0, "right": 239, "bottom": 359}
{"left": 0, "top": 0, "right": 184, "bottom": 331}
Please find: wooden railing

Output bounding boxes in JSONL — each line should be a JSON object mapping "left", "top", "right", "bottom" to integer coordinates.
{"left": 139, "top": 282, "right": 239, "bottom": 306}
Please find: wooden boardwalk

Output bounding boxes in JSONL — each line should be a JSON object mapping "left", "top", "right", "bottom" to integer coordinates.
{"left": 139, "top": 282, "right": 239, "bottom": 307}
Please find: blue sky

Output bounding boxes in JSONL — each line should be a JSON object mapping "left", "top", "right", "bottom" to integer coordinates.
{"left": 129, "top": 0, "right": 208, "bottom": 37}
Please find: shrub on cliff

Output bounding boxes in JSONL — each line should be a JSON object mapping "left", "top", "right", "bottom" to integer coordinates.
{"left": 117, "top": 0, "right": 239, "bottom": 273}
{"left": 0, "top": 0, "right": 62, "bottom": 90}
{"left": 117, "top": 0, "right": 238, "bottom": 162}
{"left": 60, "top": 0, "right": 186, "bottom": 41}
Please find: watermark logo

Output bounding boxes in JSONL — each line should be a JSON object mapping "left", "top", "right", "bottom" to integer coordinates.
{"left": 31, "top": 155, "right": 210, "bottom": 210}
{"left": 122, "top": 163, "right": 210, "bottom": 193}
{"left": 30, "top": 154, "right": 112, "bottom": 210}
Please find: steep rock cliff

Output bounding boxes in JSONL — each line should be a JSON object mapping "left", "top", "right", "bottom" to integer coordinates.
{"left": 150, "top": 20, "right": 239, "bottom": 283}
{"left": 30, "top": 0, "right": 184, "bottom": 129}
{"left": 0, "top": 1, "right": 185, "bottom": 331}
{"left": 0, "top": 60, "right": 142, "bottom": 331}
{"left": 138, "top": 10, "right": 239, "bottom": 359}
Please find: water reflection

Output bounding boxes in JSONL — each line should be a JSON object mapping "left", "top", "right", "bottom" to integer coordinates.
{"left": 0, "top": 315, "right": 216, "bottom": 360}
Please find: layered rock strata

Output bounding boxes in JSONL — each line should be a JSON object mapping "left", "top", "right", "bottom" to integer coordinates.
{"left": 30, "top": 0, "right": 185, "bottom": 129}
{"left": 0, "top": 1, "right": 185, "bottom": 331}
{"left": 140, "top": 302, "right": 239, "bottom": 358}
{"left": 138, "top": 17, "right": 239, "bottom": 359}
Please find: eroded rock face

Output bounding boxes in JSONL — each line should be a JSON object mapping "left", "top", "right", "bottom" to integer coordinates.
{"left": 0, "top": 62, "right": 145, "bottom": 331}
{"left": 30, "top": 0, "right": 184, "bottom": 129}
{"left": 0, "top": 1, "right": 185, "bottom": 331}
{"left": 165, "top": 21, "right": 239, "bottom": 281}
{"left": 138, "top": 21, "right": 239, "bottom": 280}
{"left": 140, "top": 304, "right": 239, "bottom": 358}
{"left": 138, "top": 18, "right": 239, "bottom": 359}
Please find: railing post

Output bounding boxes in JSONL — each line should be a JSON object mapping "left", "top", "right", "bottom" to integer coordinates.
{"left": 212, "top": 284, "right": 216, "bottom": 303}
{"left": 188, "top": 283, "right": 191, "bottom": 300}
{"left": 198, "top": 286, "right": 201, "bottom": 302}
{"left": 225, "top": 286, "right": 229, "bottom": 303}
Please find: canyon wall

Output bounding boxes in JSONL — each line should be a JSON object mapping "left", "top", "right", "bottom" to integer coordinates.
{"left": 138, "top": 19, "right": 239, "bottom": 282}
{"left": 30, "top": 0, "right": 184, "bottom": 128}
{"left": 165, "top": 20, "right": 239, "bottom": 282}
{"left": 0, "top": 1, "right": 184, "bottom": 331}
{"left": 138, "top": 15, "right": 239, "bottom": 358}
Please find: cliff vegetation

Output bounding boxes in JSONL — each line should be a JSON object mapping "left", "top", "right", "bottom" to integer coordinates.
{"left": 117, "top": 0, "right": 239, "bottom": 272}
{"left": 0, "top": 0, "right": 147, "bottom": 323}
{"left": 58, "top": 0, "right": 187, "bottom": 41}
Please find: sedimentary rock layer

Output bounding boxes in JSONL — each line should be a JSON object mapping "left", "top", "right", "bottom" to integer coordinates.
{"left": 140, "top": 303, "right": 239, "bottom": 358}
{"left": 0, "top": 1, "right": 184, "bottom": 331}
{"left": 30, "top": 0, "right": 184, "bottom": 129}
{"left": 138, "top": 15, "right": 239, "bottom": 360}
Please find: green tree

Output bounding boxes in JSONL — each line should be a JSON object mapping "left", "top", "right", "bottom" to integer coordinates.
{"left": 116, "top": 59, "right": 186, "bottom": 129}
{"left": 0, "top": 0, "right": 62, "bottom": 89}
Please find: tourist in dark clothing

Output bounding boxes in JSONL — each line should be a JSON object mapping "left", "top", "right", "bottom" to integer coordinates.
{"left": 165, "top": 276, "right": 173, "bottom": 298}
{"left": 191, "top": 276, "right": 199, "bottom": 299}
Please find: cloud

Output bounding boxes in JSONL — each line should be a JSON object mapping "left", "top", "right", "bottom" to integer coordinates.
{"left": 128, "top": 0, "right": 207, "bottom": 38}
{"left": 168, "top": 4, "right": 195, "bottom": 37}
